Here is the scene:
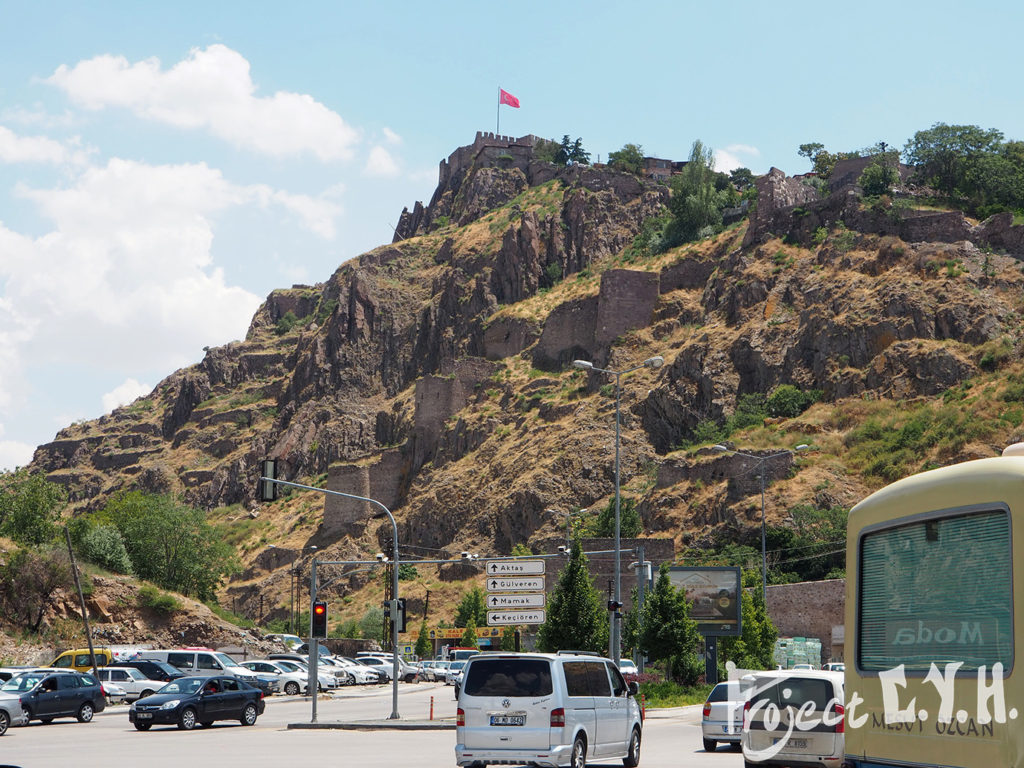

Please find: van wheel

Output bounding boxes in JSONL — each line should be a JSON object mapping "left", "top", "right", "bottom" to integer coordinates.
{"left": 729, "top": 742, "right": 742, "bottom": 751}
{"left": 77, "top": 702, "right": 95, "bottom": 723}
{"left": 571, "top": 734, "right": 587, "bottom": 768}
{"left": 702, "top": 737, "right": 716, "bottom": 751}
{"left": 623, "top": 726, "right": 641, "bottom": 767}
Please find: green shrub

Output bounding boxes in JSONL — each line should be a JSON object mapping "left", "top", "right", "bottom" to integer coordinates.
{"left": 766, "top": 384, "right": 821, "bottom": 418}
{"left": 80, "top": 525, "right": 133, "bottom": 574}
{"left": 812, "top": 227, "right": 828, "bottom": 245}
{"left": 138, "top": 584, "right": 180, "bottom": 614}
{"left": 274, "top": 311, "right": 300, "bottom": 335}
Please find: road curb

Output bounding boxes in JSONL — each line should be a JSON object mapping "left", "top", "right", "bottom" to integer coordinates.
{"left": 288, "top": 719, "right": 455, "bottom": 730}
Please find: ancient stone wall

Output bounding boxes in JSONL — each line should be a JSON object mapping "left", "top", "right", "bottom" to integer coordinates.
{"left": 595, "top": 269, "right": 661, "bottom": 347}
{"left": 766, "top": 578, "right": 845, "bottom": 661}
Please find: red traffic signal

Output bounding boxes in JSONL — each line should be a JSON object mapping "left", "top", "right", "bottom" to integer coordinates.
{"left": 311, "top": 600, "right": 328, "bottom": 638}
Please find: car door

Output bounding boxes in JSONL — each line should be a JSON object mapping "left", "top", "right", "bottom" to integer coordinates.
{"left": 584, "top": 661, "right": 617, "bottom": 757}
{"left": 198, "top": 677, "right": 226, "bottom": 720}
{"left": 32, "top": 676, "right": 63, "bottom": 718}
{"left": 219, "top": 677, "right": 246, "bottom": 719}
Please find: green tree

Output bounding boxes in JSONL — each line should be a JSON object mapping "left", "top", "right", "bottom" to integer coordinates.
{"left": 415, "top": 620, "right": 432, "bottom": 658}
{"left": 500, "top": 626, "right": 517, "bottom": 651}
{"left": 454, "top": 586, "right": 487, "bottom": 628}
{"left": 719, "top": 584, "right": 778, "bottom": 670}
{"left": 0, "top": 546, "right": 74, "bottom": 631}
{"left": 80, "top": 524, "right": 133, "bottom": 574}
{"left": 101, "top": 491, "right": 238, "bottom": 600}
{"left": 798, "top": 142, "right": 825, "bottom": 167}
{"left": 588, "top": 496, "right": 642, "bottom": 538}
{"left": 765, "top": 384, "right": 821, "bottom": 418}
{"left": 665, "top": 140, "right": 728, "bottom": 245}
{"left": 859, "top": 160, "right": 900, "bottom": 197}
{"left": 510, "top": 543, "right": 532, "bottom": 557}
{"left": 638, "top": 563, "right": 700, "bottom": 680}
{"left": 554, "top": 135, "right": 590, "bottom": 166}
{"left": 729, "top": 167, "right": 755, "bottom": 189}
{"left": 359, "top": 606, "right": 385, "bottom": 642}
{"left": 903, "top": 122, "right": 1004, "bottom": 196}
{"left": 460, "top": 618, "right": 480, "bottom": 649}
{"left": 536, "top": 539, "right": 608, "bottom": 653}
{"left": 608, "top": 143, "right": 645, "bottom": 175}
{"left": 0, "top": 469, "right": 66, "bottom": 547}
{"left": 397, "top": 563, "right": 420, "bottom": 580}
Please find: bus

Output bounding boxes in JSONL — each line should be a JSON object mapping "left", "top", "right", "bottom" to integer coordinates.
{"left": 844, "top": 443, "right": 1022, "bottom": 767}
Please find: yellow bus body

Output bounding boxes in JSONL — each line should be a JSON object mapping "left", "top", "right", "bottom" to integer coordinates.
{"left": 845, "top": 455, "right": 1024, "bottom": 767}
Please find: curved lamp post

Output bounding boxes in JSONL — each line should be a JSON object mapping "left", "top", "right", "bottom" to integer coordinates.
{"left": 259, "top": 475, "right": 401, "bottom": 721}
{"left": 711, "top": 444, "right": 810, "bottom": 602}
{"left": 573, "top": 355, "right": 663, "bottom": 665}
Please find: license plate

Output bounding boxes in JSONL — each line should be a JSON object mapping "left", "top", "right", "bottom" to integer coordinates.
{"left": 773, "top": 737, "right": 807, "bottom": 749}
{"left": 137, "top": 712, "right": 153, "bottom": 719}
{"left": 722, "top": 725, "right": 737, "bottom": 734}
{"left": 490, "top": 714, "right": 525, "bottom": 726}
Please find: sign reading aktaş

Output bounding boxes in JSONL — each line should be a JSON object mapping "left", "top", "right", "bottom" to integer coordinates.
{"left": 486, "top": 560, "right": 546, "bottom": 575}
{"left": 487, "top": 609, "right": 545, "bottom": 626}
{"left": 487, "top": 576, "right": 545, "bottom": 592}
{"left": 488, "top": 593, "right": 546, "bottom": 609}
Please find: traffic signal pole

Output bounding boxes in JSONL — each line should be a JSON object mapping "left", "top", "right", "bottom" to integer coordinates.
{"left": 310, "top": 558, "right": 319, "bottom": 723}
{"left": 260, "top": 474, "right": 402, "bottom": 720}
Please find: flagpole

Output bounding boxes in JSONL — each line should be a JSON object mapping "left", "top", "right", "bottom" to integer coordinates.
{"left": 496, "top": 87, "right": 500, "bottom": 135}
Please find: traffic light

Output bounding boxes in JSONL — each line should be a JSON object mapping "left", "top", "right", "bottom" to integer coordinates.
{"left": 311, "top": 600, "right": 328, "bottom": 638}
{"left": 395, "top": 597, "right": 407, "bottom": 633}
{"left": 607, "top": 600, "right": 623, "bottom": 612}
{"left": 259, "top": 459, "right": 278, "bottom": 502}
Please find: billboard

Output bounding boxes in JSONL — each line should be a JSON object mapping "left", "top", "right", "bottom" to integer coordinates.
{"left": 667, "top": 566, "right": 742, "bottom": 637}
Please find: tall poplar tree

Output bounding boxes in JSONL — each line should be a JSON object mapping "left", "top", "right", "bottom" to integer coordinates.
{"left": 536, "top": 539, "right": 608, "bottom": 653}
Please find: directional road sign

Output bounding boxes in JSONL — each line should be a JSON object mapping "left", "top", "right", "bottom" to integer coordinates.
{"left": 487, "top": 576, "right": 545, "bottom": 592}
{"left": 487, "top": 559, "right": 546, "bottom": 576}
{"left": 487, "top": 593, "right": 546, "bottom": 609}
{"left": 488, "top": 609, "right": 546, "bottom": 626}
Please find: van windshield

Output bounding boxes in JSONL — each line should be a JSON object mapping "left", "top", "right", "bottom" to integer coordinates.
{"left": 463, "top": 658, "right": 553, "bottom": 697}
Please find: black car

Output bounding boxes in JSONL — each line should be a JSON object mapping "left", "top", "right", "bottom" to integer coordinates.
{"left": 128, "top": 675, "right": 265, "bottom": 731}
{"left": 109, "top": 659, "right": 185, "bottom": 683}
{"left": 0, "top": 671, "right": 106, "bottom": 723}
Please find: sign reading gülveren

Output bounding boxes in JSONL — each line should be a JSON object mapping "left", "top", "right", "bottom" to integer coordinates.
{"left": 487, "top": 576, "right": 545, "bottom": 592}
{"left": 486, "top": 560, "right": 546, "bottom": 575}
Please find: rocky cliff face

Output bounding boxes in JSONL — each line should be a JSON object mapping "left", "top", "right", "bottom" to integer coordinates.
{"left": 28, "top": 142, "right": 1024, "bottom": 585}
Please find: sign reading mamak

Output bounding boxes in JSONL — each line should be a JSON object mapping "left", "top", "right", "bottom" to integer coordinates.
{"left": 486, "top": 560, "right": 546, "bottom": 575}
{"left": 887, "top": 619, "right": 994, "bottom": 646}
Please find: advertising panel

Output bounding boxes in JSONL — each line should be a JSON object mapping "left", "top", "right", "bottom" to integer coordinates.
{"left": 667, "top": 566, "right": 742, "bottom": 636}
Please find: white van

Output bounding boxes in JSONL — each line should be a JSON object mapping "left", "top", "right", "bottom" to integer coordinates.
{"left": 455, "top": 652, "right": 642, "bottom": 768}
{"left": 138, "top": 649, "right": 259, "bottom": 688}
{"left": 741, "top": 669, "right": 845, "bottom": 768}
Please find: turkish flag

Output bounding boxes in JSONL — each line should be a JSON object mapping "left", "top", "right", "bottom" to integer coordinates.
{"left": 499, "top": 89, "right": 520, "bottom": 108}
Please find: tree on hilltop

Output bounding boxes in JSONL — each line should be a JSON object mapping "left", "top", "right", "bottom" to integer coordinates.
{"left": 609, "top": 143, "right": 645, "bottom": 175}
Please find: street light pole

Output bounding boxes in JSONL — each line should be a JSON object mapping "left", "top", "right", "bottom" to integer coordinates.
{"left": 712, "top": 444, "right": 810, "bottom": 602}
{"left": 260, "top": 475, "right": 402, "bottom": 720}
{"left": 573, "top": 355, "right": 663, "bottom": 666}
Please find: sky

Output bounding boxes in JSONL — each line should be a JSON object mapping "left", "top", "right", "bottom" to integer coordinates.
{"left": 1, "top": 0, "right": 1022, "bottom": 471}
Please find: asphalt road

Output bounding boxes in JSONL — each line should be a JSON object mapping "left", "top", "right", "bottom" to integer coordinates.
{"left": 0, "top": 682, "right": 745, "bottom": 768}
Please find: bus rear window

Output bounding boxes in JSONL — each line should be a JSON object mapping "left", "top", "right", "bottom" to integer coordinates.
{"left": 859, "top": 507, "right": 1012, "bottom": 672}
{"left": 463, "top": 658, "right": 553, "bottom": 697}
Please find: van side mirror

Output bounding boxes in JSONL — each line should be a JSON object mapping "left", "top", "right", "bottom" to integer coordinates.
{"left": 627, "top": 681, "right": 639, "bottom": 697}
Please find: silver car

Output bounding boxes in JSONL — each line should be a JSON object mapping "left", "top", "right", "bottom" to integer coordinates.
{"left": 701, "top": 680, "right": 745, "bottom": 751}
{"left": 0, "top": 694, "right": 28, "bottom": 735}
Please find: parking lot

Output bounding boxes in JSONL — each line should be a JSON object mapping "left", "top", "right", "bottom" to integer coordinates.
{"left": 0, "top": 680, "right": 745, "bottom": 768}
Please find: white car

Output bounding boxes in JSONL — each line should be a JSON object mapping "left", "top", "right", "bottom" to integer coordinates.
{"left": 0, "top": 694, "right": 28, "bottom": 735}
{"left": 239, "top": 660, "right": 309, "bottom": 696}
{"left": 94, "top": 666, "right": 164, "bottom": 702}
{"left": 355, "top": 653, "right": 420, "bottom": 682}
{"left": 456, "top": 652, "right": 643, "bottom": 768}
{"left": 273, "top": 659, "right": 341, "bottom": 690}
{"left": 102, "top": 681, "right": 128, "bottom": 705}
{"left": 330, "top": 657, "right": 379, "bottom": 685}
{"left": 701, "top": 679, "right": 745, "bottom": 751}
{"left": 445, "top": 660, "right": 467, "bottom": 685}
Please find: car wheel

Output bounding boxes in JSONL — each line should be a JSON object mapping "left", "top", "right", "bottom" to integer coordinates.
{"left": 623, "top": 727, "right": 641, "bottom": 767}
{"left": 729, "top": 742, "right": 742, "bottom": 752}
{"left": 134, "top": 722, "right": 152, "bottom": 731}
{"left": 178, "top": 706, "right": 197, "bottom": 730}
{"left": 284, "top": 681, "right": 300, "bottom": 696}
{"left": 702, "top": 737, "right": 716, "bottom": 752}
{"left": 77, "top": 702, "right": 95, "bottom": 723}
{"left": 40, "top": 717, "right": 53, "bottom": 724}
{"left": 139, "top": 689, "right": 154, "bottom": 699}
{"left": 571, "top": 734, "right": 587, "bottom": 768}
{"left": 0, "top": 710, "right": 9, "bottom": 736}
{"left": 241, "top": 702, "right": 258, "bottom": 726}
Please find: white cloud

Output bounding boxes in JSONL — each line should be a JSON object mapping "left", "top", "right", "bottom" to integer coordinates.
{"left": 101, "top": 378, "right": 152, "bottom": 413}
{"left": 364, "top": 145, "right": 399, "bottom": 177}
{"left": 47, "top": 45, "right": 359, "bottom": 161}
{"left": 714, "top": 144, "right": 761, "bottom": 173}
{"left": 0, "top": 440, "right": 35, "bottom": 471}
{"left": 0, "top": 125, "right": 85, "bottom": 165}
{"left": 382, "top": 127, "right": 401, "bottom": 145}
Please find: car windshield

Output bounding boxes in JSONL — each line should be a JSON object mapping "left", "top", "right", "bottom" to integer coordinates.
{"left": 161, "top": 678, "right": 206, "bottom": 695}
{"left": 215, "top": 653, "right": 237, "bottom": 668}
{"left": 1, "top": 674, "right": 44, "bottom": 692}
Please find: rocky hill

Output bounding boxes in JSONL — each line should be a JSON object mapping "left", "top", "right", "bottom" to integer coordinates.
{"left": 21, "top": 132, "right": 1024, "bottom": 633}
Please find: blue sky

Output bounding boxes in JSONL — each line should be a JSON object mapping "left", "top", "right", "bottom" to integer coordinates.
{"left": 1, "top": 0, "right": 1022, "bottom": 470}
